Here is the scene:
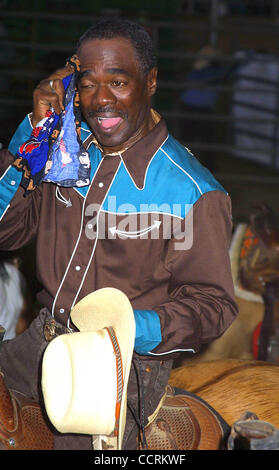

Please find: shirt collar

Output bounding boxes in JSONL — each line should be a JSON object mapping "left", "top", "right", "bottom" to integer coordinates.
{"left": 82, "top": 110, "right": 168, "bottom": 189}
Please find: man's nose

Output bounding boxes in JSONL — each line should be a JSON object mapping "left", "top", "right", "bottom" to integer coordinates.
{"left": 94, "top": 84, "right": 116, "bottom": 106}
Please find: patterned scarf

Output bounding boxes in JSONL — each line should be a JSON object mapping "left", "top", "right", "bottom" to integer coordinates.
{"left": 12, "top": 56, "right": 91, "bottom": 194}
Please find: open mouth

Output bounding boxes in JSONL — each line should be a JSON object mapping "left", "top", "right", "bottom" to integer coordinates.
{"left": 95, "top": 116, "right": 123, "bottom": 131}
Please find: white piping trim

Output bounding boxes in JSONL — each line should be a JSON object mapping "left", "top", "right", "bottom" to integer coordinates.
{"left": 69, "top": 160, "right": 122, "bottom": 316}
{"left": 68, "top": 218, "right": 99, "bottom": 318}
{"left": 0, "top": 165, "right": 12, "bottom": 182}
{"left": 73, "top": 186, "right": 86, "bottom": 198}
{"left": 0, "top": 166, "right": 17, "bottom": 221}
{"left": 51, "top": 157, "right": 104, "bottom": 317}
{"left": 119, "top": 135, "right": 169, "bottom": 191}
{"left": 0, "top": 204, "right": 10, "bottom": 222}
{"left": 148, "top": 348, "right": 196, "bottom": 355}
{"left": 160, "top": 146, "right": 203, "bottom": 195}
{"left": 51, "top": 183, "right": 92, "bottom": 317}
{"left": 68, "top": 224, "right": 100, "bottom": 324}
{"left": 27, "top": 113, "right": 33, "bottom": 129}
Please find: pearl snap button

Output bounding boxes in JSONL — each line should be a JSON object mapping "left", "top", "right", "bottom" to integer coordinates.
{"left": 59, "top": 308, "right": 65, "bottom": 314}
{"left": 75, "top": 265, "right": 81, "bottom": 271}
{"left": 98, "top": 182, "right": 104, "bottom": 188}
{"left": 10, "top": 180, "right": 16, "bottom": 185}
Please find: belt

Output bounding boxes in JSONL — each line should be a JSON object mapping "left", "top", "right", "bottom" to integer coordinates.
{"left": 43, "top": 318, "right": 71, "bottom": 342}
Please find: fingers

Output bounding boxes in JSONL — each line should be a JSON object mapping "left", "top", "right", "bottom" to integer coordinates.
{"left": 32, "top": 80, "right": 62, "bottom": 127}
{"left": 48, "top": 62, "right": 76, "bottom": 80}
{"left": 31, "top": 63, "right": 75, "bottom": 127}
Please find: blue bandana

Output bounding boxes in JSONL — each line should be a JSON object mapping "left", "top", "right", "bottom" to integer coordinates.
{"left": 13, "top": 64, "right": 91, "bottom": 194}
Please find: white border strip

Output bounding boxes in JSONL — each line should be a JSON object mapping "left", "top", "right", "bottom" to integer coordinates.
{"left": 149, "top": 348, "right": 196, "bottom": 355}
{"left": 0, "top": 204, "right": 11, "bottom": 222}
{"left": 0, "top": 165, "right": 12, "bottom": 182}
{"left": 69, "top": 160, "right": 122, "bottom": 315}
{"left": 0, "top": 165, "right": 16, "bottom": 221}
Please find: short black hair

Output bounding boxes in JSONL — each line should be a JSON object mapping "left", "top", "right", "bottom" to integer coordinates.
{"left": 76, "top": 17, "right": 157, "bottom": 76}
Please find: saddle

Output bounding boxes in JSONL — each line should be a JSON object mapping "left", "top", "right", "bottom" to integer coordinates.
{"left": 1, "top": 370, "right": 279, "bottom": 451}
{"left": 0, "top": 368, "right": 226, "bottom": 451}
{"left": 0, "top": 372, "right": 53, "bottom": 450}
{"left": 139, "top": 385, "right": 228, "bottom": 450}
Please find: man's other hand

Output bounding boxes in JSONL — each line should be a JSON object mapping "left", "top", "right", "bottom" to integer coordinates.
{"left": 31, "top": 63, "right": 75, "bottom": 127}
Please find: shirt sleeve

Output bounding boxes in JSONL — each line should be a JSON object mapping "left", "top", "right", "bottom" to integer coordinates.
{"left": 0, "top": 115, "right": 41, "bottom": 251}
{"left": 148, "top": 190, "right": 238, "bottom": 356}
{"left": 8, "top": 114, "right": 33, "bottom": 156}
{"left": 0, "top": 148, "right": 42, "bottom": 251}
{"left": 133, "top": 309, "right": 162, "bottom": 355}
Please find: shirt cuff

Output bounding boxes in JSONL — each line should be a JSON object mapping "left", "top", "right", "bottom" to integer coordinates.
{"left": 8, "top": 113, "right": 33, "bottom": 156}
{"left": 0, "top": 165, "right": 21, "bottom": 221}
{"left": 133, "top": 309, "right": 162, "bottom": 355}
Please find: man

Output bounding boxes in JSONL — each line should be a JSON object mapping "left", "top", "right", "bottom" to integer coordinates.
{"left": 0, "top": 18, "right": 238, "bottom": 450}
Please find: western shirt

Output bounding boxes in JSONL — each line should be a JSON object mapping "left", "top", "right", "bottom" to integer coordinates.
{"left": 0, "top": 114, "right": 238, "bottom": 360}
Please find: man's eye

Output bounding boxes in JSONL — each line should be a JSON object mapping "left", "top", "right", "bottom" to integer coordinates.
{"left": 79, "top": 82, "right": 96, "bottom": 88}
{"left": 111, "top": 80, "right": 127, "bottom": 87}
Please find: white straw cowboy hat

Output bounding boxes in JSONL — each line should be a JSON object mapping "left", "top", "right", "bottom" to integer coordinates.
{"left": 41, "top": 287, "right": 135, "bottom": 450}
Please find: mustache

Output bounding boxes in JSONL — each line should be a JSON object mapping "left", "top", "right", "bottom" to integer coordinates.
{"left": 88, "top": 106, "right": 127, "bottom": 119}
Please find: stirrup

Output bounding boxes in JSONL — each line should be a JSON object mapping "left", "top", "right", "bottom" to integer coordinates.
{"left": 139, "top": 385, "right": 225, "bottom": 450}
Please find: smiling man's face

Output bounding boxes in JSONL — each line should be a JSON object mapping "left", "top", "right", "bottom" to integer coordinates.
{"left": 77, "top": 36, "right": 157, "bottom": 153}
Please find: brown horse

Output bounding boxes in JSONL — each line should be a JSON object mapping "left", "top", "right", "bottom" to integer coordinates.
{"left": 169, "top": 359, "right": 279, "bottom": 428}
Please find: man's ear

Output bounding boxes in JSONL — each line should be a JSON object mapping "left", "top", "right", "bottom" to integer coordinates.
{"left": 147, "top": 67, "right": 158, "bottom": 97}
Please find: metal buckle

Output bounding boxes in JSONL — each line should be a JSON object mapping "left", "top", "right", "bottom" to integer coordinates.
{"left": 43, "top": 319, "right": 57, "bottom": 342}
{"left": 43, "top": 318, "right": 70, "bottom": 342}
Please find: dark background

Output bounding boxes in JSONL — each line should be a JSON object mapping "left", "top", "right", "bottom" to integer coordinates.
{"left": 1, "top": 0, "right": 279, "bottom": 296}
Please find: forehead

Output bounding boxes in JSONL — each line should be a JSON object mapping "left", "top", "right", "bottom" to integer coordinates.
{"left": 78, "top": 37, "right": 141, "bottom": 74}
